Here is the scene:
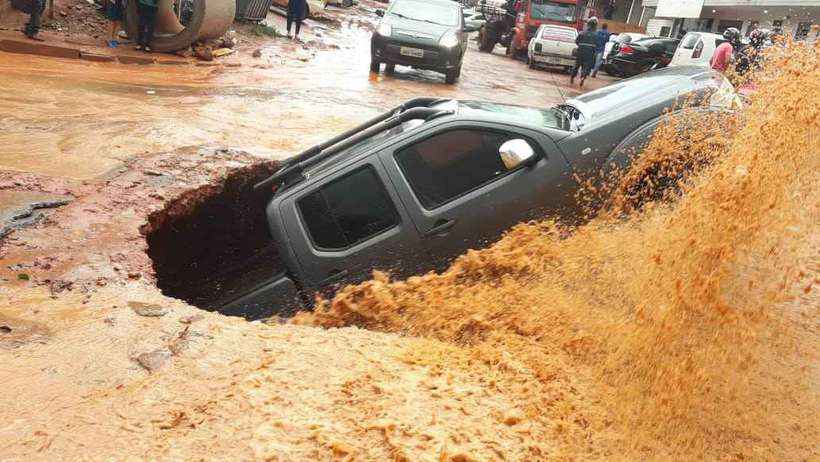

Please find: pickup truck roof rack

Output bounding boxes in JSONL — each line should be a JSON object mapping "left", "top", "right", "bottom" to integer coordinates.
{"left": 253, "top": 97, "right": 453, "bottom": 193}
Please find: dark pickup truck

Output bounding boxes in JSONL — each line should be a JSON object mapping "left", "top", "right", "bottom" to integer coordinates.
{"left": 198, "top": 66, "right": 736, "bottom": 319}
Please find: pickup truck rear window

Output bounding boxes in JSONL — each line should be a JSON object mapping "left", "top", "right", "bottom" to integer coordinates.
{"left": 298, "top": 166, "right": 399, "bottom": 251}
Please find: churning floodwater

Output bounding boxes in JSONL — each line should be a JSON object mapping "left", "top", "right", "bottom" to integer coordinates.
{"left": 296, "top": 43, "right": 820, "bottom": 459}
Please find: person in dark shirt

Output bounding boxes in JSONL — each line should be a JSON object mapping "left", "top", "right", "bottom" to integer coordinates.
{"left": 105, "top": 0, "right": 124, "bottom": 47}
{"left": 591, "top": 23, "right": 610, "bottom": 77}
{"left": 24, "top": 0, "right": 46, "bottom": 40}
{"left": 287, "top": 0, "right": 309, "bottom": 40}
{"left": 571, "top": 17, "right": 598, "bottom": 88}
{"left": 135, "top": 0, "right": 158, "bottom": 52}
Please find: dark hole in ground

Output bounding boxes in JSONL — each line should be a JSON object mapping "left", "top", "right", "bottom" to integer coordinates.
{"left": 0, "top": 326, "right": 11, "bottom": 334}
{"left": 144, "top": 162, "right": 286, "bottom": 318}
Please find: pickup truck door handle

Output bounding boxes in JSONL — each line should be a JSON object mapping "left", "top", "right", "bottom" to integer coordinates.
{"left": 321, "top": 269, "right": 349, "bottom": 285}
{"left": 424, "top": 219, "right": 456, "bottom": 237}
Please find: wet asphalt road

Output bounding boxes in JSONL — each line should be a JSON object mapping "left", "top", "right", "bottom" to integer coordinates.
{"left": 0, "top": 22, "right": 616, "bottom": 182}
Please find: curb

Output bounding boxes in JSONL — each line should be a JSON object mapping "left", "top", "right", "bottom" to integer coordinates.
{"left": 0, "top": 35, "right": 195, "bottom": 66}
{"left": 80, "top": 52, "right": 117, "bottom": 63}
{"left": 0, "top": 39, "right": 79, "bottom": 59}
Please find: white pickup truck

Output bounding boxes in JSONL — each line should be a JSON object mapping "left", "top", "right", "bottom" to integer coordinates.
{"left": 527, "top": 24, "right": 578, "bottom": 72}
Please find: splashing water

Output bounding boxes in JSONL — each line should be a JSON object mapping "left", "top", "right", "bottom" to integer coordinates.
{"left": 295, "top": 44, "right": 819, "bottom": 459}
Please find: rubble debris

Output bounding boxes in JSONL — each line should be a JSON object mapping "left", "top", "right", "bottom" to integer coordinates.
{"left": 0, "top": 315, "right": 50, "bottom": 350}
{"left": 129, "top": 301, "right": 168, "bottom": 317}
{"left": 133, "top": 348, "right": 172, "bottom": 372}
{"left": 212, "top": 47, "right": 235, "bottom": 58}
{"left": 179, "top": 314, "right": 204, "bottom": 324}
{"left": 0, "top": 191, "right": 72, "bottom": 239}
{"left": 194, "top": 45, "right": 214, "bottom": 61}
{"left": 175, "top": 47, "right": 194, "bottom": 58}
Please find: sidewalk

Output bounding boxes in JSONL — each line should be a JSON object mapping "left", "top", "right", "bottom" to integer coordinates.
{"left": 0, "top": 29, "right": 194, "bottom": 65}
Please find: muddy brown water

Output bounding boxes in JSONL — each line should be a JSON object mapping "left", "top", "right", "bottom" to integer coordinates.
{"left": 0, "top": 31, "right": 588, "bottom": 180}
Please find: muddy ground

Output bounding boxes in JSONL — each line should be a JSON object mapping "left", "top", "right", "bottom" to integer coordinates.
{"left": 4, "top": 5, "right": 817, "bottom": 457}
{"left": 0, "top": 24, "right": 631, "bottom": 460}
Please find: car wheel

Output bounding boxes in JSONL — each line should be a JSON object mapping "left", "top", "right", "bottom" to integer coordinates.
{"left": 528, "top": 58, "right": 536, "bottom": 69}
{"left": 384, "top": 63, "right": 395, "bottom": 74}
{"left": 370, "top": 60, "right": 381, "bottom": 73}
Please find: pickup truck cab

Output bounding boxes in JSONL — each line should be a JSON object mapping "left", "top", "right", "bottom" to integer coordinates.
{"left": 215, "top": 67, "right": 735, "bottom": 319}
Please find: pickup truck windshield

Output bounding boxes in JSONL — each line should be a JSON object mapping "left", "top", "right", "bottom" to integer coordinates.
{"left": 456, "top": 100, "right": 570, "bottom": 131}
{"left": 389, "top": 0, "right": 460, "bottom": 26}
{"left": 530, "top": 0, "right": 575, "bottom": 22}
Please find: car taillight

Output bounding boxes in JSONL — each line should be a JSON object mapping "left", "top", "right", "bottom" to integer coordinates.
{"left": 692, "top": 40, "right": 704, "bottom": 59}
{"left": 535, "top": 42, "right": 542, "bottom": 52}
{"left": 619, "top": 45, "right": 634, "bottom": 55}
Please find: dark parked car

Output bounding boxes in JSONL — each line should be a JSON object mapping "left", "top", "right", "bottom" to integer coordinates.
{"left": 203, "top": 67, "right": 735, "bottom": 319}
{"left": 605, "top": 37, "right": 681, "bottom": 77}
{"left": 371, "top": 0, "right": 478, "bottom": 84}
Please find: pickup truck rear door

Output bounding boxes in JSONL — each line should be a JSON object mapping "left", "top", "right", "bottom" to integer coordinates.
{"left": 379, "top": 120, "right": 576, "bottom": 271}
{"left": 278, "top": 158, "right": 424, "bottom": 298}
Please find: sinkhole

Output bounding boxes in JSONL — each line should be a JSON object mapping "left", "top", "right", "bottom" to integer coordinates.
{"left": 143, "top": 162, "right": 287, "bottom": 320}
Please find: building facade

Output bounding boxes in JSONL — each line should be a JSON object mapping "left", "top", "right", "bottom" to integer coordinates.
{"left": 587, "top": 0, "right": 819, "bottom": 43}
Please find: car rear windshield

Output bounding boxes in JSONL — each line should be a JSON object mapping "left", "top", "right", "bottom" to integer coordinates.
{"left": 455, "top": 100, "right": 569, "bottom": 131}
{"left": 680, "top": 32, "right": 701, "bottom": 49}
{"left": 389, "top": 0, "right": 460, "bottom": 26}
{"left": 530, "top": 0, "right": 575, "bottom": 22}
{"left": 539, "top": 27, "right": 577, "bottom": 41}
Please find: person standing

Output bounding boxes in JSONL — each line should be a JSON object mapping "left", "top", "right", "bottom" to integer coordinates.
{"left": 591, "top": 23, "right": 610, "bottom": 78}
{"left": 24, "top": 0, "right": 46, "bottom": 40}
{"left": 570, "top": 17, "right": 598, "bottom": 88}
{"left": 287, "top": 0, "right": 308, "bottom": 40}
{"left": 710, "top": 27, "right": 740, "bottom": 74}
{"left": 135, "top": 0, "right": 159, "bottom": 52}
{"left": 105, "top": 0, "right": 124, "bottom": 48}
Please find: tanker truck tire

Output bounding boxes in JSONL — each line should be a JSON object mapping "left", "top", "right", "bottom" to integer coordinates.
{"left": 125, "top": 0, "right": 235, "bottom": 53}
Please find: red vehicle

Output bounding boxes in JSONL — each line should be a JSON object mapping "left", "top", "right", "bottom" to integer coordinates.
{"left": 477, "top": 0, "right": 596, "bottom": 57}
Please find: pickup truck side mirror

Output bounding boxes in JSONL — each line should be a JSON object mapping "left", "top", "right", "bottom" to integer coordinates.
{"left": 375, "top": 9, "right": 384, "bottom": 17}
{"left": 499, "top": 139, "right": 538, "bottom": 169}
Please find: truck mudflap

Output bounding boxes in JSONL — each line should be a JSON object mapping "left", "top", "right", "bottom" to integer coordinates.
{"left": 220, "top": 273, "right": 304, "bottom": 320}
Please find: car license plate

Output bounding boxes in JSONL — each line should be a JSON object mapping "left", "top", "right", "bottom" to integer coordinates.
{"left": 400, "top": 47, "right": 424, "bottom": 58}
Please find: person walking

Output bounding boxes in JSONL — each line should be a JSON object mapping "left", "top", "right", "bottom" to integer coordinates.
{"left": 24, "top": 0, "right": 46, "bottom": 40}
{"left": 710, "top": 27, "right": 740, "bottom": 74}
{"left": 287, "top": 0, "right": 308, "bottom": 40}
{"left": 591, "top": 23, "right": 610, "bottom": 78}
{"left": 105, "top": 0, "right": 124, "bottom": 48}
{"left": 570, "top": 17, "right": 598, "bottom": 88}
{"left": 135, "top": 0, "right": 159, "bottom": 52}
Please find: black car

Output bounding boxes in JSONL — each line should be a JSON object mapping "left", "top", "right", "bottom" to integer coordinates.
{"left": 606, "top": 37, "right": 680, "bottom": 77}
{"left": 163, "top": 67, "right": 735, "bottom": 320}
{"left": 371, "top": 0, "right": 478, "bottom": 84}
